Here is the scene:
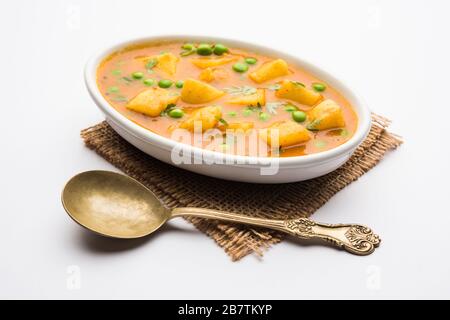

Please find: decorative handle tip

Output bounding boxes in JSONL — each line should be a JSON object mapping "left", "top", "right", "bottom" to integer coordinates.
{"left": 283, "top": 218, "right": 381, "bottom": 255}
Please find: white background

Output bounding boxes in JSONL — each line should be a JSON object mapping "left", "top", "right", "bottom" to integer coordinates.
{"left": 0, "top": 0, "right": 449, "bottom": 299}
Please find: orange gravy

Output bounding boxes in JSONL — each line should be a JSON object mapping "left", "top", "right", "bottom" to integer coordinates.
{"left": 97, "top": 40, "right": 357, "bottom": 157}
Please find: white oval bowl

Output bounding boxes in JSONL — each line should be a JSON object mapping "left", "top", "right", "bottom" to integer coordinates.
{"left": 85, "top": 35, "right": 371, "bottom": 183}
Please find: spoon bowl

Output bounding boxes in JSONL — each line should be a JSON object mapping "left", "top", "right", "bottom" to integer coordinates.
{"left": 62, "top": 170, "right": 170, "bottom": 238}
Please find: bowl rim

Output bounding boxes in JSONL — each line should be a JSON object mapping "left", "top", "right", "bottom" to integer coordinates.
{"left": 84, "top": 34, "right": 371, "bottom": 167}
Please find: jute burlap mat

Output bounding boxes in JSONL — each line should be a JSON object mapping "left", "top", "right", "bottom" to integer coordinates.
{"left": 80, "top": 114, "right": 402, "bottom": 261}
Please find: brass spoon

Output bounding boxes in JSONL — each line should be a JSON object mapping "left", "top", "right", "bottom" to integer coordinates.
{"left": 61, "top": 171, "right": 381, "bottom": 255}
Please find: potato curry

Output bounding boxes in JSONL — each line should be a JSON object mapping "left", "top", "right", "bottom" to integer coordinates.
{"left": 97, "top": 41, "right": 357, "bottom": 157}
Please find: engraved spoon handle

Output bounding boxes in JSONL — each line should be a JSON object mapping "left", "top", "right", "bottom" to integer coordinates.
{"left": 171, "top": 207, "right": 381, "bottom": 255}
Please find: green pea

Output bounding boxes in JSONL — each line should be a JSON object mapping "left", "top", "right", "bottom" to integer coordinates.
{"left": 168, "top": 108, "right": 184, "bottom": 118}
{"left": 232, "top": 62, "right": 249, "bottom": 73}
{"left": 245, "top": 57, "right": 257, "bottom": 65}
{"left": 284, "top": 104, "right": 298, "bottom": 112}
{"left": 259, "top": 112, "right": 270, "bottom": 121}
{"left": 242, "top": 108, "right": 252, "bottom": 117}
{"left": 213, "top": 44, "right": 229, "bottom": 55}
{"left": 182, "top": 43, "right": 195, "bottom": 50}
{"left": 131, "top": 72, "right": 144, "bottom": 79}
{"left": 175, "top": 80, "right": 184, "bottom": 88}
{"left": 107, "top": 86, "right": 119, "bottom": 93}
{"left": 158, "top": 79, "right": 173, "bottom": 88}
{"left": 312, "top": 82, "right": 327, "bottom": 92}
{"left": 227, "top": 111, "right": 237, "bottom": 117}
{"left": 292, "top": 110, "right": 307, "bottom": 123}
{"left": 197, "top": 44, "right": 213, "bottom": 56}
{"left": 143, "top": 78, "right": 155, "bottom": 86}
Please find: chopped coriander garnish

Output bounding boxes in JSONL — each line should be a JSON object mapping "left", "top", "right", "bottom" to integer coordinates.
{"left": 224, "top": 86, "right": 257, "bottom": 96}
{"left": 265, "top": 102, "right": 285, "bottom": 115}
{"left": 267, "top": 83, "right": 281, "bottom": 91}
{"left": 160, "top": 103, "right": 177, "bottom": 116}
{"left": 180, "top": 49, "right": 196, "bottom": 57}
{"left": 111, "top": 95, "right": 128, "bottom": 102}
{"left": 307, "top": 120, "right": 321, "bottom": 131}
{"left": 146, "top": 59, "right": 158, "bottom": 70}
{"left": 292, "top": 81, "right": 305, "bottom": 87}
{"left": 111, "top": 69, "right": 122, "bottom": 76}
{"left": 248, "top": 104, "right": 262, "bottom": 112}
{"left": 121, "top": 76, "right": 133, "bottom": 83}
{"left": 227, "top": 111, "right": 237, "bottom": 117}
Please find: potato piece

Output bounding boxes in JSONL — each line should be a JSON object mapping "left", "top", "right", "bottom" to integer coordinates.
{"left": 199, "top": 68, "right": 215, "bottom": 82}
{"left": 275, "top": 80, "right": 323, "bottom": 106}
{"left": 142, "top": 52, "right": 179, "bottom": 75}
{"left": 191, "top": 56, "right": 238, "bottom": 69}
{"left": 259, "top": 121, "right": 311, "bottom": 147}
{"left": 126, "top": 88, "right": 179, "bottom": 117}
{"left": 179, "top": 106, "right": 222, "bottom": 132}
{"left": 213, "top": 68, "right": 229, "bottom": 80}
{"left": 249, "top": 59, "right": 289, "bottom": 83}
{"left": 307, "top": 99, "right": 345, "bottom": 130}
{"left": 219, "top": 122, "right": 254, "bottom": 132}
{"left": 229, "top": 88, "right": 266, "bottom": 106}
{"left": 155, "top": 52, "right": 179, "bottom": 75}
{"left": 181, "top": 78, "right": 225, "bottom": 104}
{"left": 198, "top": 68, "right": 229, "bottom": 82}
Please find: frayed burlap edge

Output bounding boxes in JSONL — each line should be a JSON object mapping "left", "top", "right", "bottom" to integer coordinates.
{"left": 80, "top": 114, "right": 402, "bottom": 261}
